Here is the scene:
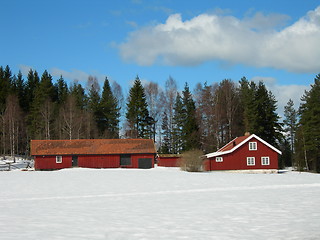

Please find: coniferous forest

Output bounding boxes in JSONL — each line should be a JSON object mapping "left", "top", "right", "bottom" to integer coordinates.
{"left": 0, "top": 65, "right": 319, "bottom": 172}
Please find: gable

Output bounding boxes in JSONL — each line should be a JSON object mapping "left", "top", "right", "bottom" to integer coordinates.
{"left": 31, "top": 139, "right": 156, "bottom": 156}
{"left": 206, "top": 134, "right": 282, "bottom": 158}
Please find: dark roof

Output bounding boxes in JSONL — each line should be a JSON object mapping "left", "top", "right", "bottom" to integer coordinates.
{"left": 217, "top": 135, "right": 251, "bottom": 152}
{"left": 31, "top": 139, "right": 156, "bottom": 156}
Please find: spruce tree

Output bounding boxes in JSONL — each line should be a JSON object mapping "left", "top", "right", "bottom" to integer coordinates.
{"left": 172, "top": 93, "right": 184, "bottom": 153}
{"left": 87, "top": 76, "right": 101, "bottom": 134}
{"left": 28, "top": 70, "right": 55, "bottom": 139}
{"left": 25, "top": 69, "right": 40, "bottom": 113}
{"left": 159, "top": 111, "right": 170, "bottom": 154}
{"left": 283, "top": 99, "right": 297, "bottom": 166}
{"left": 55, "top": 76, "right": 69, "bottom": 105}
{"left": 99, "top": 77, "right": 120, "bottom": 138}
{"left": 299, "top": 74, "right": 320, "bottom": 172}
{"left": 126, "top": 76, "right": 150, "bottom": 138}
{"left": 70, "top": 81, "right": 87, "bottom": 109}
{"left": 182, "top": 83, "right": 200, "bottom": 151}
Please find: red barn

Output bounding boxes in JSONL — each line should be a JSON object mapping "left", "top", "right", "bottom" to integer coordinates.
{"left": 31, "top": 139, "right": 156, "bottom": 170}
{"left": 203, "top": 134, "right": 282, "bottom": 171}
{"left": 157, "top": 154, "right": 181, "bottom": 167}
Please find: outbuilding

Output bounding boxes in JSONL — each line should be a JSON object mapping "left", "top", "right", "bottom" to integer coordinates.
{"left": 31, "top": 139, "right": 156, "bottom": 170}
{"left": 157, "top": 154, "right": 181, "bottom": 167}
{"left": 203, "top": 133, "right": 282, "bottom": 172}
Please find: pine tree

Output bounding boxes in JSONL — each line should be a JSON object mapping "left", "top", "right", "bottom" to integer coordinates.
{"left": 126, "top": 76, "right": 150, "bottom": 138}
{"left": 28, "top": 70, "right": 55, "bottom": 139}
{"left": 254, "top": 81, "right": 282, "bottom": 146}
{"left": 25, "top": 69, "right": 40, "bottom": 113}
{"left": 87, "top": 76, "right": 101, "bottom": 136}
{"left": 172, "top": 93, "right": 184, "bottom": 153}
{"left": 0, "top": 65, "right": 12, "bottom": 112}
{"left": 55, "top": 76, "right": 69, "bottom": 105}
{"left": 298, "top": 74, "right": 320, "bottom": 172}
{"left": 159, "top": 111, "right": 170, "bottom": 154}
{"left": 239, "top": 78, "right": 281, "bottom": 146}
{"left": 99, "top": 77, "right": 120, "bottom": 138}
{"left": 283, "top": 99, "right": 297, "bottom": 166}
{"left": 182, "top": 83, "right": 200, "bottom": 151}
{"left": 70, "top": 81, "right": 87, "bottom": 109}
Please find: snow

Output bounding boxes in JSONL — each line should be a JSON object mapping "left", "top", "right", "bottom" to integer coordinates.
{"left": 1, "top": 167, "right": 320, "bottom": 239}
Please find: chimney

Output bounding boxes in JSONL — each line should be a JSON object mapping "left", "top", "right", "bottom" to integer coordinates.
{"left": 244, "top": 132, "right": 251, "bottom": 136}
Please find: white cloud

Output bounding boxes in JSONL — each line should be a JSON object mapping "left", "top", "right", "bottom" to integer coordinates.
{"left": 119, "top": 6, "right": 320, "bottom": 73}
{"left": 50, "top": 68, "right": 91, "bottom": 82}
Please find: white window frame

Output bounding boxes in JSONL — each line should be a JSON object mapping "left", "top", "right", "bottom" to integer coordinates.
{"left": 249, "top": 142, "right": 257, "bottom": 151}
{"left": 56, "top": 156, "right": 62, "bottom": 164}
{"left": 216, "top": 157, "right": 223, "bottom": 162}
{"left": 247, "top": 157, "right": 255, "bottom": 166}
{"left": 261, "top": 156, "right": 270, "bottom": 166}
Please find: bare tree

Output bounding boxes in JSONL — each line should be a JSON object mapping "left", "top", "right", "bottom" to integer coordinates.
{"left": 162, "top": 76, "right": 177, "bottom": 152}
{"left": 3, "top": 95, "right": 24, "bottom": 158}
{"left": 59, "top": 96, "right": 84, "bottom": 140}
{"left": 39, "top": 99, "right": 54, "bottom": 140}
{"left": 144, "top": 81, "right": 164, "bottom": 143}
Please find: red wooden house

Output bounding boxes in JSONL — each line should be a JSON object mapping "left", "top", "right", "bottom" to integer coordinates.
{"left": 157, "top": 154, "right": 181, "bottom": 167}
{"left": 31, "top": 139, "right": 156, "bottom": 170}
{"left": 203, "top": 134, "right": 282, "bottom": 171}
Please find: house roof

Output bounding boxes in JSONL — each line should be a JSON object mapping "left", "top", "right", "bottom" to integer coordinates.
{"left": 158, "top": 154, "right": 181, "bottom": 158}
{"left": 30, "top": 139, "right": 156, "bottom": 156}
{"left": 205, "top": 134, "right": 282, "bottom": 158}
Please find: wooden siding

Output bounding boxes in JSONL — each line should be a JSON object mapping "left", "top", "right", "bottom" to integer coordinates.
{"left": 34, "top": 154, "right": 155, "bottom": 170}
{"left": 205, "top": 136, "right": 279, "bottom": 171}
{"left": 158, "top": 156, "right": 181, "bottom": 167}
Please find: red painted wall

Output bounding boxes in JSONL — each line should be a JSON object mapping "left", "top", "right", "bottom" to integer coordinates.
{"left": 34, "top": 155, "right": 72, "bottom": 170}
{"left": 78, "top": 155, "right": 120, "bottom": 168}
{"left": 205, "top": 137, "right": 279, "bottom": 171}
{"left": 158, "top": 157, "right": 181, "bottom": 167}
{"left": 34, "top": 154, "right": 155, "bottom": 170}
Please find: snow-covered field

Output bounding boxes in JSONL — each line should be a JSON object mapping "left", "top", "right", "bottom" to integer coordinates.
{"left": 1, "top": 167, "right": 320, "bottom": 240}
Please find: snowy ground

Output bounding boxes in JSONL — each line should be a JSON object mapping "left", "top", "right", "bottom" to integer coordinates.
{"left": 1, "top": 167, "right": 320, "bottom": 240}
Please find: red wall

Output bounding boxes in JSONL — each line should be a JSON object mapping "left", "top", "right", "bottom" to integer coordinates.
{"left": 205, "top": 137, "right": 279, "bottom": 171}
{"left": 158, "top": 157, "right": 181, "bottom": 167}
{"left": 34, "top": 154, "right": 155, "bottom": 170}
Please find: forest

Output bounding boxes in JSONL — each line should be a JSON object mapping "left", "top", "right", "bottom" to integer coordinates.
{"left": 0, "top": 65, "right": 319, "bottom": 172}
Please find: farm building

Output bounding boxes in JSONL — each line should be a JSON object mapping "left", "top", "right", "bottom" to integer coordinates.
{"left": 157, "top": 154, "right": 181, "bottom": 167}
{"left": 203, "top": 133, "right": 282, "bottom": 171}
{"left": 31, "top": 139, "right": 156, "bottom": 170}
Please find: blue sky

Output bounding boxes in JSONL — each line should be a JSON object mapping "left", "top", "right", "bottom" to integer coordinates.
{"left": 1, "top": 0, "right": 320, "bottom": 115}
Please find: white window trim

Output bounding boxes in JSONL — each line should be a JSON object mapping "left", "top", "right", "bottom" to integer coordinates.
{"left": 247, "top": 157, "right": 255, "bottom": 166}
{"left": 216, "top": 157, "right": 223, "bottom": 162}
{"left": 261, "top": 156, "right": 270, "bottom": 165}
{"left": 249, "top": 142, "right": 257, "bottom": 151}
{"left": 56, "top": 156, "right": 62, "bottom": 164}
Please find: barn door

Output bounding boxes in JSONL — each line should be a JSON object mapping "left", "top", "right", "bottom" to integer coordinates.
{"left": 72, "top": 156, "right": 78, "bottom": 167}
{"left": 138, "top": 158, "right": 152, "bottom": 169}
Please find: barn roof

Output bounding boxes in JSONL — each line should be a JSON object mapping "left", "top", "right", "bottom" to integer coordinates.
{"left": 31, "top": 139, "right": 156, "bottom": 156}
{"left": 205, "top": 134, "right": 282, "bottom": 158}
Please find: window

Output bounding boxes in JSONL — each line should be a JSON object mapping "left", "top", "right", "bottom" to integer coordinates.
{"left": 247, "top": 157, "right": 255, "bottom": 166}
{"left": 216, "top": 157, "right": 223, "bottom": 162}
{"left": 261, "top": 157, "right": 270, "bottom": 165}
{"left": 249, "top": 142, "right": 257, "bottom": 150}
{"left": 120, "top": 154, "right": 131, "bottom": 166}
{"left": 56, "top": 156, "right": 62, "bottom": 163}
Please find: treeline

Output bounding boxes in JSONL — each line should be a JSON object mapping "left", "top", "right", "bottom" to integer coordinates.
{"left": 0, "top": 65, "right": 319, "bottom": 172}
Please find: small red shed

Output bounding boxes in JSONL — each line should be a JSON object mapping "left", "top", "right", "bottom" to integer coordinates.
{"left": 203, "top": 134, "right": 282, "bottom": 171}
{"left": 157, "top": 154, "right": 181, "bottom": 167}
{"left": 31, "top": 139, "right": 156, "bottom": 170}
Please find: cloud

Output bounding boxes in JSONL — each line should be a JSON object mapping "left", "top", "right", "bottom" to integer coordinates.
{"left": 250, "top": 76, "right": 310, "bottom": 117}
{"left": 118, "top": 6, "right": 320, "bottom": 73}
